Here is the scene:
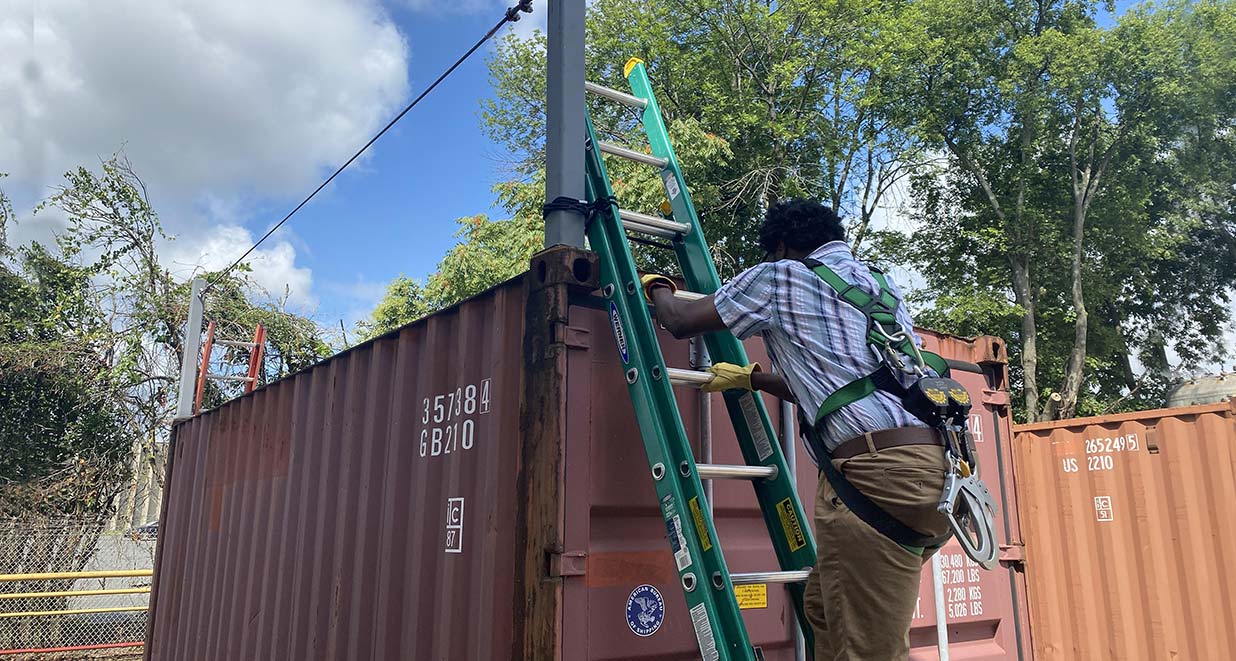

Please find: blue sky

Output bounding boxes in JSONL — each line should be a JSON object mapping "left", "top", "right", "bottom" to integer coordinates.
{"left": 266, "top": 3, "right": 535, "bottom": 326}
{"left": 2, "top": 0, "right": 546, "bottom": 330}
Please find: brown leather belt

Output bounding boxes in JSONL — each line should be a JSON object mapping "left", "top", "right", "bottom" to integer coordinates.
{"left": 829, "top": 427, "right": 943, "bottom": 460}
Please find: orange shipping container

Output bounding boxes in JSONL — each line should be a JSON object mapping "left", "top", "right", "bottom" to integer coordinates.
{"left": 1013, "top": 400, "right": 1236, "bottom": 660}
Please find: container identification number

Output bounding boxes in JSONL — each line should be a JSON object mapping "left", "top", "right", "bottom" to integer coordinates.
{"left": 1061, "top": 432, "right": 1139, "bottom": 473}
{"left": 419, "top": 378, "right": 491, "bottom": 458}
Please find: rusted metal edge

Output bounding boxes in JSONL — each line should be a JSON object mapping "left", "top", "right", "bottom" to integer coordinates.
{"left": 173, "top": 270, "right": 550, "bottom": 430}
{"left": 513, "top": 247, "right": 598, "bottom": 661}
{"left": 1013, "top": 397, "right": 1236, "bottom": 433}
{"left": 144, "top": 425, "right": 181, "bottom": 660}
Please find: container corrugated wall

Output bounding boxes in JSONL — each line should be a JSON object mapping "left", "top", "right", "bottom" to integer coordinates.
{"left": 148, "top": 279, "right": 528, "bottom": 660}
{"left": 148, "top": 250, "right": 1027, "bottom": 660}
{"left": 1013, "top": 400, "right": 1236, "bottom": 660}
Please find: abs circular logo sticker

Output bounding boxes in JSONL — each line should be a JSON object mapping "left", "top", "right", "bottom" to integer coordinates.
{"left": 626, "top": 584, "right": 665, "bottom": 637}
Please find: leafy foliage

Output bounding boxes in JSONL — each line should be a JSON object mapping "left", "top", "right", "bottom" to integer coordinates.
{"left": 882, "top": 0, "right": 1236, "bottom": 419}
{"left": 361, "top": 0, "right": 1236, "bottom": 423}
{"left": 0, "top": 157, "right": 332, "bottom": 520}
{"left": 357, "top": 214, "right": 542, "bottom": 339}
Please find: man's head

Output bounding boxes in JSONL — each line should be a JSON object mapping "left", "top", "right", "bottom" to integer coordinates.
{"left": 759, "top": 198, "right": 845, "bottom": 262}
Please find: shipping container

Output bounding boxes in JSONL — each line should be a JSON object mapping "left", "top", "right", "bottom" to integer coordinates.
{"left": 146, "top": 247, "right": 1028, "bottom": 660}
{"left": 1013, "top": 400, "right": 1236, "bottom": 660}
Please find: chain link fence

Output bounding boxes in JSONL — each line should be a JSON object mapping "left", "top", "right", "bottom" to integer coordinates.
{"left": 0, "top": 519, "right": 154, "bottom": 656}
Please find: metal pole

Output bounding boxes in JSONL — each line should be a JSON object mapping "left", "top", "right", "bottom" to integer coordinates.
{"left": 543, "top": 0, "right": 586, "bottom": 248}
{"left": 781, "top": 397, "right": 807, "bottom": 661}
{"left": 174, "top": 278, "right": 206, "bottom": 421}
{"left": 932, "top": 552, "right": 951, "bottom": 661}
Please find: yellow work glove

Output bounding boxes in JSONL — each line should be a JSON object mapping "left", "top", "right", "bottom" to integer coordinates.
{"left": 640, "top": 274, "right": 677, "bottom": 303}
{"left": 701, "top": 362, "right": 761, "bottom": 393}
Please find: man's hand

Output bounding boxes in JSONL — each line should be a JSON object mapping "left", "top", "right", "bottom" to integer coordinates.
{"left": 640, "top": 274, "right": 677, "bottom": 302}
{"left": 701, "top": 362, "right": 761, "bottom": 392}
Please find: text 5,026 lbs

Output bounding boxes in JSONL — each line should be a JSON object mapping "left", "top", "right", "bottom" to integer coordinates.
{"left": 419, "top": 379, "right": 491, "bottom": 458}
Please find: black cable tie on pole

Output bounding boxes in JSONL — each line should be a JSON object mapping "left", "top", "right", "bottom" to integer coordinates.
{"left": 543, "top": 196, "right": 591, "bottom": 219}
{"left": 587, "top": 195, "right": 619, "bottom": 223}
{"left": 542, "top": 195, "right": 619, "bottom": 231}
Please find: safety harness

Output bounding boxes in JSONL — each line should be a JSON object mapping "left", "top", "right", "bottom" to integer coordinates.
{"left": 801, "top": 258, "right": 999, "bottom": 568}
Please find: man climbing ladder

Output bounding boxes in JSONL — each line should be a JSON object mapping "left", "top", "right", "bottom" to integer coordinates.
{"left": 646, "top": 199, "right": 992, "bottom": 660}
{"left": 578, "top": 58, "right": 996, "bottom": 660}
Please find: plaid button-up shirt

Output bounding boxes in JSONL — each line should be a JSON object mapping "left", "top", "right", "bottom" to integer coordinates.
{"left": 713, "top": 241, "right": 927, "bottom": 463}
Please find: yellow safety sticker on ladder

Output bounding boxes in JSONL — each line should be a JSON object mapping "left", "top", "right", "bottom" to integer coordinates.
{"left": 776, "top": 498, "right": 807, "bottom": 552}
{"left": 689, "top": 497, "right": 713, "bottom": 552}
{"left": 734, "top": 584, "right": 767, "bottom": 610}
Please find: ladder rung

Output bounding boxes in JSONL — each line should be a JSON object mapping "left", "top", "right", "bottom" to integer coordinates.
{"left": 730, "top": 570, "right": 812, "bottom": 585}
{"left": 666, "top": 367, "right": 714, "bottom": 387}
{"left": 674, "top": 290, "right": 705, "bottom": 301}
{"left": 584, "top": 81, "right": 648, "bottom": 109}
{"left": 696, "top": 464, "right": 778, "bottom": 480}
{"left": 207, "top": 374, "right": 255, "bottom": 383}
{"left": 214, "top": 339, "right": 256, "bottom": 348}
{"left": 619, "top": 209, "right": 689, "bottom": 238}
{"left": 598, "top": 142, "right": 669, "bottom": 169}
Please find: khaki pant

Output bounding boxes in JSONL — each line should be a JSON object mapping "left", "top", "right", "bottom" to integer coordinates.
{"left": 802, "top": 443, "right": 951, "bottom": 661}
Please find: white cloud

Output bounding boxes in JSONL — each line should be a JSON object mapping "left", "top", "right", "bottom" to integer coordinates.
{"left": 320, "top": 277, "right": 393, "bottom": 329}
{"left": 1, "top": 0, "right": 410, "bottom": 305}
{"left": 163, "top": 225, "right": 316, "bottom": 311}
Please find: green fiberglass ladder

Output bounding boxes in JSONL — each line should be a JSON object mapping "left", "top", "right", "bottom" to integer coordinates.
{"left": 581, "top": 58, "right": 817, "bottom": 660}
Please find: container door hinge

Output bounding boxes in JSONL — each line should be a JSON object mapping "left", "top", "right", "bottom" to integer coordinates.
{"left": 548, "top": 547, "right": 587, "bottom": 577}
{"left": 999, "top": 543, "right": 1025, "bottom": 566}
{"left": 982, "top": 388, "right": 1010, "bottom": 408}
{"left": 563, "top": 326, "right": 591, "bottom": 350}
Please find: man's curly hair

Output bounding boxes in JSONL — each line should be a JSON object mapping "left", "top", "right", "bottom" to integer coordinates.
{"left": 759, "top": 198, "right": 845, "bottom": 255}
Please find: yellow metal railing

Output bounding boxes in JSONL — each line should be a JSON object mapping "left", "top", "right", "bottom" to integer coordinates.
{"left": 0, "top": 569, "right": 152, "bottom": 582}
{"left": 0, "top": 605, "right": 148, "bottom": 619}
{"left": 0, "top": 569, "right": 153, "bottom": 621}
{"left": 0, "top": 587, "right": 150, "bottom": 600}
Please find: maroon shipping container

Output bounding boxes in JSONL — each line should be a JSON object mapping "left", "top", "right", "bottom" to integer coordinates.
{"left": 147, "top": 248, "right": 1029, "bottom": 660}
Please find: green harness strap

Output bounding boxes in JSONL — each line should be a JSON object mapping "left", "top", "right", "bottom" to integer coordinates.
{"left": 807, "top": 260, "right": 949, "bottom": 426}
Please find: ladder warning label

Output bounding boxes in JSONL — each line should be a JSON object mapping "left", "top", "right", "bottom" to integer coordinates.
{"left": 663, "top": 172, "right": 681, "bottom": 200}
{"left": 739, "top": 393, "right": 775, "bottom": 461}
{"left": 662, "top": 495, "right": 692, "bottom": 571}
{"left": 776, "top": 498, "right": 807, "bottom": 552}
{"left": 688, "top": 603, "right": 720, "bottom": 661}
{"left": 735, "top": 584, "right": 767, "bottom": 609}
{"left": 689, "top": 497, "right": 712, "bottom": 552}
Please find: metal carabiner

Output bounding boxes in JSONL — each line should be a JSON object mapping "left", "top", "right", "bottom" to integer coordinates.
{"left": 871, "top": 323, "right": 927, "bottom": 376}
{"left": 938, "top": 470, "right": 999, "bottom": 570}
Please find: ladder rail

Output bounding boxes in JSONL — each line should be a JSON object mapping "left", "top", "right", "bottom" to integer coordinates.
{"left": 584, "top": 61, "right": 820, "bottom": 659}
{"left": 585, "top": 114, "right": 753, "bottom": 659}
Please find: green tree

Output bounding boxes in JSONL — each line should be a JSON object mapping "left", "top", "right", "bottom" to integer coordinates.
{"left": 357, "top": 214, "right": 542, "bottom": 339}
{"left": 883, "top": 0, "right": 1236, "bottom": 419}
{"left": 1, "top": 155, "right": 333, "bottom": 522}
{"left": 1, "top": 244, "right": 132, "bottom": 519}
{"left": 484, "top": 0, "right": 934, "bottom": 272}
